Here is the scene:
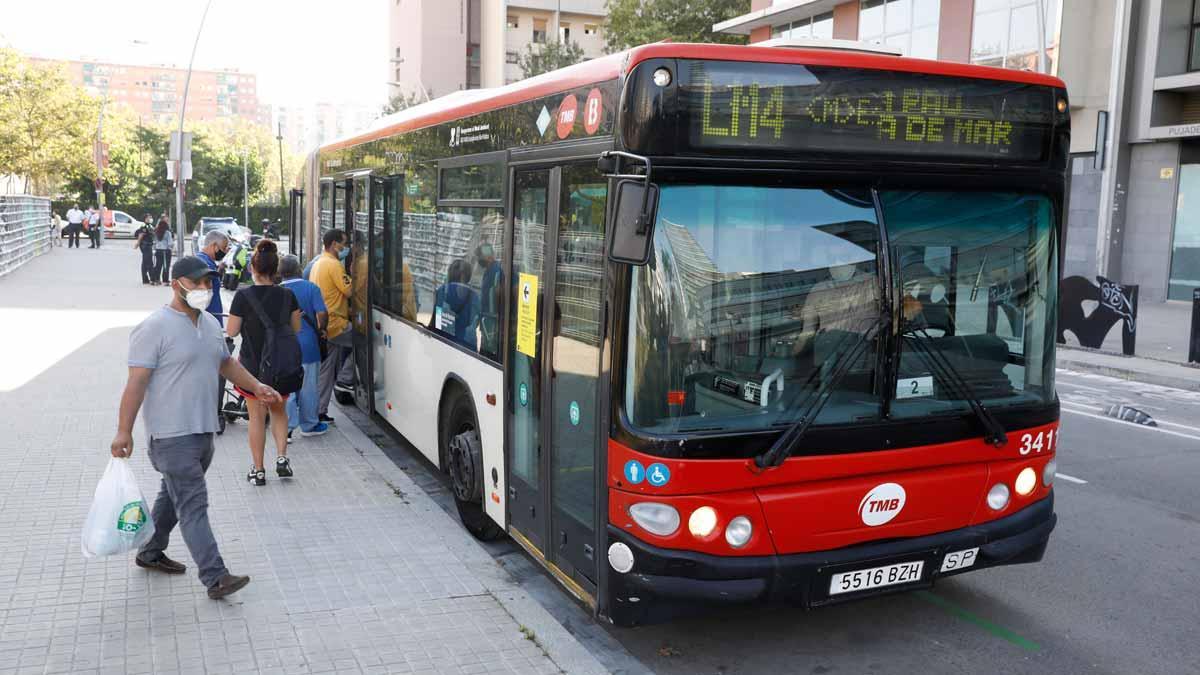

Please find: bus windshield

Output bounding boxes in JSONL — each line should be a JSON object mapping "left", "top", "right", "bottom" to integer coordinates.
{"left": 624, "top": 185, "right": 1057, "bottom": 437}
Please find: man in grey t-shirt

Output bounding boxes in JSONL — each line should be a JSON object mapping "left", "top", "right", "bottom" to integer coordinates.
{"left": 110, "top": 256, "right": 281, "bottom": 600}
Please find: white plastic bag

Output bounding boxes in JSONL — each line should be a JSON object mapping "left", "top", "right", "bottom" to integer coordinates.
{"left": 81, "top": 457, "right": 156, "bottom": 558}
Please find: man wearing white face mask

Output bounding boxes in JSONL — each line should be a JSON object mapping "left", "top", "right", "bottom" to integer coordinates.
{"left": 110, "top": 256, "right": 281, "bottom": 600}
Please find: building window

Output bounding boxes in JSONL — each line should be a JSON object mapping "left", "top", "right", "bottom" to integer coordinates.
{"left": 970, "top": 0, "right": 1061, "bottom": 73}
{"left": 533, "top": 18, "right": 547, "bottom": 43}
{"left": 507, "top": 15, "right": 519, "bottom": 29}
{"left": 859, "top": 0, "right": 939, "bottom": 59}
{"left": 584, "top": 24, "right": 598, "bottom": 36}
{"left": 506, "top": 51, "right": 519, "bottom": 64}
{"left": 771, "top": 11, "right": 834, "bottom": 40}
{"left": 560, "top": 22, "right": 571, "bottom": 42}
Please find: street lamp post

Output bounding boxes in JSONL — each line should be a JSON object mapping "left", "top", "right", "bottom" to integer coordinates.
{"left": 277, "top": 122, "right": 285, "bottom": 206}
{"left": 174, "top": 0, "right": 214, "bottom": 257}
{"left": 242, "top": 150, "right": 250, "bottom": 232}
{"left": 94, "top": 77, "right": 110, "bottom": 248}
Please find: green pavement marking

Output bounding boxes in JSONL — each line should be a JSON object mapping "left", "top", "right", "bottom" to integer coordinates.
{"left": 916, "top": 591, "right": 1041, "bottom": 653}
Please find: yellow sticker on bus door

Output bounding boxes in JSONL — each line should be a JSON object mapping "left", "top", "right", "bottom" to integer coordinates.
{"left": 516, "top": 273, "right": 539, "bottom": 357}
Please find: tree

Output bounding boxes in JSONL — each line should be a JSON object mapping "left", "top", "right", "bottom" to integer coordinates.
{"left": 517, "top": 40, "right": 587, "bottom": 79}
{"left": 0, "top": 49, "right": 92, "bottom": 194}
{"left": 604, "top": 0, "right": 750, "bottom": 52}
{"left": 382, "top": 90, "right": 426, "bottom": 116}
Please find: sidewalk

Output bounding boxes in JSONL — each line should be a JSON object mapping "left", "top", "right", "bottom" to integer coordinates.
{"left": 0, "top": 244, "right": 608, "bottom": 675}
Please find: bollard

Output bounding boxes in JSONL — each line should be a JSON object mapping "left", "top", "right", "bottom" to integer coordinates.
{"left": 1190, "top": 288, "right": 1200, "bottom": 364}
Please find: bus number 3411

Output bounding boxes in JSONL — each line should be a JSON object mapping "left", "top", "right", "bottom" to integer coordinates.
{"left": 1018, "top": 429, "right": 1057, "bottom": 455}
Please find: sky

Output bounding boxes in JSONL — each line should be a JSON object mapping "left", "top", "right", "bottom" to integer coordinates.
{"left": 0, "top": 0, "right": 388, "bottom": 108}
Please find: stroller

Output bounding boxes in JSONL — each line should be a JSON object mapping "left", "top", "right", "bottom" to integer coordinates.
{"left": 217, "top": 334, "right": 250, "bottom": 434}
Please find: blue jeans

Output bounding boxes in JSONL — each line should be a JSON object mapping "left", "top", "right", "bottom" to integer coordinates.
{"left": 287, "top": 361, "right": 321, "bottom": 432}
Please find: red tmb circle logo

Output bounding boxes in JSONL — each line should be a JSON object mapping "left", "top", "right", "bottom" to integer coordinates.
{"left": 583, "top": 88, "right": 604, "bottom": 135}
{"left": 556, "top": 94, "right": 578, "bottom": 139}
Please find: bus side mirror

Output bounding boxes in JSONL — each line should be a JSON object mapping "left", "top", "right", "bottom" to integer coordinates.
{"left": 608, "top": 179, "right": 659, "bottom": 266}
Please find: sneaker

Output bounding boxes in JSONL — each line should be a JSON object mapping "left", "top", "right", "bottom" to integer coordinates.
{"left": 207, "top": 573, "right": 250, "bottom": 600}
{"left": 319, "top": 414, "right": 335, "bottom": 425}
{"left": 247, "top": 467, "right": 266, "bottom": 486}
{"left": 276, "top": 456, "right": 293, "bottom": 478}
{"left": 299, "top": 422, "right": 329, "bottom": 437}
{"left": 287, "top": 429, "right": 293, "bottom": 444}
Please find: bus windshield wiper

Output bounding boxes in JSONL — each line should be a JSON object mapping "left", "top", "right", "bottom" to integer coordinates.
{"left": 900, "top": 323, "right": 1008, "bottom": 447}
{"left": 755, "top": 311, "right": 888, "bottom": 469}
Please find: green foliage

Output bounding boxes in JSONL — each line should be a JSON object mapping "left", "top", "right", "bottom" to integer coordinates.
{"left": 382, "top": 91, "right": 426, "bottom": 116}
{"left": 517, "top": 40, "right": 587, "bottom": 79}
{"left": 0, "top": 48, "right": 93, "bottom": 194}
{"left": 604, "top": 0, "right": 750, "bottom": 52}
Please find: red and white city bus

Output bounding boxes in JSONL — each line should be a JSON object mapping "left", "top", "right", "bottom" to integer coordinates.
{"left": 292, "top": 41, "right": 1067, "bottom": 626}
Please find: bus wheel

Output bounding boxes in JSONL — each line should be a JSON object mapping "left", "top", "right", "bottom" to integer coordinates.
{"left": 443, "top": 396, "right": 504, "bottom": 541}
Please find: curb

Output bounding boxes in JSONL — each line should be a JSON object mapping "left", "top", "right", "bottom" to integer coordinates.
{"left": 1058, "top": 348, "right": 1200, "bottom": 392}
{"left": 330, "top": 403, "right": 612, "bottom": 675}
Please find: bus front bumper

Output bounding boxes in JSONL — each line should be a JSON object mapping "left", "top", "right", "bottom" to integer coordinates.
{"left": 603, "top": 491, "right": 1055, "bottom": 626}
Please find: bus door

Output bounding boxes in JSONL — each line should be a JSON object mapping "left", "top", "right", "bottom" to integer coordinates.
{"left": 288, "top": 188, "right": 304, "bottom": 258}
{"left": 507, "top": 163, "right": 608, "bottom": 586}
{"left": 367, "top": 175, "right": 404, "bottom": 412}
{"left": 347, "top": 176, "right": 373, "bottom": 414}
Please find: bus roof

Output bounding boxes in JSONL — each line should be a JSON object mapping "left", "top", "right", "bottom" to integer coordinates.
{"left": 321, "top": 42, "right": 1067, "bottom": 155}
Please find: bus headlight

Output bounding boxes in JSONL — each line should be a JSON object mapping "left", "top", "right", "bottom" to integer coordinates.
{"left": 629, "top": 502, "right": 680, "bottom": 536}
{"left": 724, "top": 516, "right": 753, "bottom": 548}
{"left": 608, "top": 543, "right": 634, "bottom": 574}
{"left": 1015, "top": 467, "right": 1038, "bottom": 496}
{"left": 688, "top": 506, "right": 718, "bottom": 538}
{"left": 1043, "top": 459, "right": 1056, "bottom": 487}
{"left": 987, "top": 483, "right": 1010, "bottom": 510}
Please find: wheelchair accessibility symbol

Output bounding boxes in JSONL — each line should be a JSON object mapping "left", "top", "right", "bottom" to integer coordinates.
{"left": 647, "top": 463, "right": 670, "bottom": 487}
{"left": 623, "top": 460, "right": 645, "bottom": 485}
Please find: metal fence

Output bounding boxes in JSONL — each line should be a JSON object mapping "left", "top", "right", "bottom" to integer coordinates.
{"left": 0, "top": 195, "right": 51, "bottom": 279}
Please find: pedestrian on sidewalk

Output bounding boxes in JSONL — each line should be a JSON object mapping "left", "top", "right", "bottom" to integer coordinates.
{"left": 86, "top": 207, "right": 101, "bottom": 249}
{"left": 50, "top": 212, "right": 63, "bottom": 246}
{"left": 279, "top": 254, "right": 329, "bottom": 441}
{"left": 65, "top": 204, "right": 83, "bottom": 248}
{"left": 153, "top": 217, "right": 174, "bottom": 285}
{"left": 110, "top": 255, "right": 281, "bottom": 599}
{"left": 226, "top": 240, "right": 302, "bottom": 486}
{"left": 310, "top": 229, "right": 352, "bottom": 425}
{"left": 134, "top": 215, "right": 155, "bottom": 284}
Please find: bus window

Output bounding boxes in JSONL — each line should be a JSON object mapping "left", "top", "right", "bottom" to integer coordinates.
{"left": 882, "top": 191, "right": 1057, "bottom": 417}
{"left": 318, "top": 181, "right": 333, "bottom": 244}
{"left": 427, "top": 206, "right": 505, "bottom": 360}
{"left": 625, "top": 185, "right": 883, "bottom": 435}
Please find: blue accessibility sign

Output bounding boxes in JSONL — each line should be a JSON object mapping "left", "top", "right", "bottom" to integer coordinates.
{"left": 647, "top": 463, "right": 671, "bottom": 487}
{"left": 623, "top": 460, "right": 645, "bottom": 485}
{"left": 518, "top": 382, "right": 528, "bottom": 407}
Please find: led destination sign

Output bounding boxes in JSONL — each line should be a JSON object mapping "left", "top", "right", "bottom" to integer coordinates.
{"left": 682, "top": 61, "right": 1056, "bottom": 161}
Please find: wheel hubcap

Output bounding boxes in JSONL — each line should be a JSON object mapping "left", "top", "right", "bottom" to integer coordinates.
{"left": 448, "top": 424, "right": 481, "bottom": 503}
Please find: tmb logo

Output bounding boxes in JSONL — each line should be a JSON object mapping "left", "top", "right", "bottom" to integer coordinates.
{"left": 858, "top": 482, "right": 906, "bottom": 526}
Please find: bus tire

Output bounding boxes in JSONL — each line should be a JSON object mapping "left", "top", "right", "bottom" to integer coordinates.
{"left": 441, "top": 394, "right": 504, "bottom": 542}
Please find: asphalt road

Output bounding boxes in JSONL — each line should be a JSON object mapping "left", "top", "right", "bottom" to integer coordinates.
{"left": 359, "top": 368, "right": 1200, "bottom": 675}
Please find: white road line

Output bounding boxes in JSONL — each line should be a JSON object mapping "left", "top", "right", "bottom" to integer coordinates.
{"left": 1055, "top": 473, "right": 1088, "bottom": 485}
{"left": 1059, "top": 400, "right": 1200, "bottom": 434}
{"left": 1061, "top": 407, "right": 1200, "bottom": 442}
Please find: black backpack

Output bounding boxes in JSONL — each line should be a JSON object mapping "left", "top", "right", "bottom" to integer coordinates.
{"left": 241, "top": 288, "right": 304, "bottom": 396}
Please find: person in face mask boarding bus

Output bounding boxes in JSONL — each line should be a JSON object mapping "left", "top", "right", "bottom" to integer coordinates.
{"left": 110, "top": 256, "right": 282, "bottom": 600}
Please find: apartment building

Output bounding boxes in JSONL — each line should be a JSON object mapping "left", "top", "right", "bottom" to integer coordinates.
{"left": 38, "top": 58, "right": 263, "bottom": 127}
{"left": 387, "top": 0, "right": 606, "bottom": 101}
{"left": 274, "top": 103, "right": 381, "bottom": 153}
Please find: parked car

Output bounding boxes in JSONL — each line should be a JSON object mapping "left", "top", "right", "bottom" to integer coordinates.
{"left": 191, "top": 217, "right": 248, "bottom": 253}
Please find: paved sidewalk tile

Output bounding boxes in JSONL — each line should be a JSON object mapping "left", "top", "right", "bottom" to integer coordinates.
{"left": 0, "top": 247, "right": 607, "bottom": 674}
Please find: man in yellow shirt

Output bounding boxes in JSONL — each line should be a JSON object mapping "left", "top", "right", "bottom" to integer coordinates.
{"left": 310, "top": 230, "right": 352, "bottom": 423}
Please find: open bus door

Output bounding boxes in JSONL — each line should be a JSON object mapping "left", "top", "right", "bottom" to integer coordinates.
{"left": 346, "top": 176, "right": 374, "bottom": 415}
{"left": 288, "top": 188, "right": 304, "bottom": 257}
{"left": 506, "top": 162, "right": 609, "bottom": 595}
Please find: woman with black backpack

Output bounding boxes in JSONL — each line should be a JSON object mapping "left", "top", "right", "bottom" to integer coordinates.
{"left": 225, "top": 239, "right": 304, "bottom": 486}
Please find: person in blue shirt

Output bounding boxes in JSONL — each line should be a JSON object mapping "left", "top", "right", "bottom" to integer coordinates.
{"left": 279, "top": 255, "right": 330, "bottom": 439}
{"left": 431, "top": 259, "right": 479, "bottom": 350}
{"left": 195, "top": 231, "right": 231, "bottom": 323}
{"left": 475, "top": 243, "right": 503, "bottom": 358}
